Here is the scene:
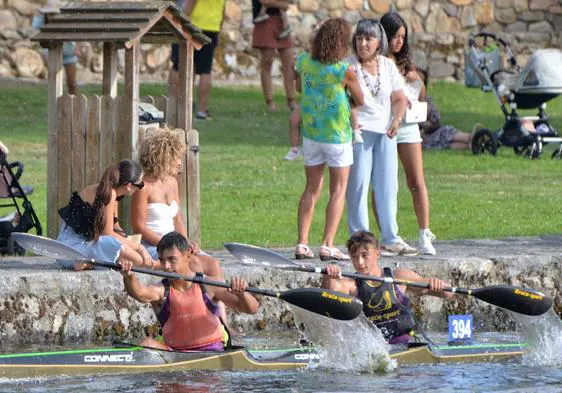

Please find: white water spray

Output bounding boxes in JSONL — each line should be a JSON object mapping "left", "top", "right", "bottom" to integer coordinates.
{"left": 291, "top": 307, "right": 396, "bottom": 373}
{"left": 513, "top": 309, "right": 562, "bottom": 366}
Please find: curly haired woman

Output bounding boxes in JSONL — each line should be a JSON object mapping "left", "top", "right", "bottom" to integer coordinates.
{"left": 294, "top": 18, "right": 364, "bottom": 261}
{"left": 132, "top": 127, "right": 221, "bottom": 278}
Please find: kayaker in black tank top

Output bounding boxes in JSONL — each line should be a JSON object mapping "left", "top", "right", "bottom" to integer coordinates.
{"left": 321, "top": 231, "right": 454, "bottom": 343}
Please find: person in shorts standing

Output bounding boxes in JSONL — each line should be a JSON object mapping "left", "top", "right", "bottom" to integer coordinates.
{"left": 169, "top": 0, "right": 226, "bottom": 120}
{"left": 32, "top": 0, "right": 78, "bottom": 95}
{"left": 294, "top": 18, "right": 363, "bottom": 261}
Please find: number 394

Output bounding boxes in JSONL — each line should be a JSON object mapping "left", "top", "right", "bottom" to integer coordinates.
{"left": 448, "top": 314, "right": 473, "bottom": 343}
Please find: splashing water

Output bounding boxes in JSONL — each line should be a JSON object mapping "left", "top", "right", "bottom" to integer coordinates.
{"left": 512, "top": 309, "right": 562, "bottom": 366}
{"left": 291, "top": 307, "right": 396, "bottom": 373}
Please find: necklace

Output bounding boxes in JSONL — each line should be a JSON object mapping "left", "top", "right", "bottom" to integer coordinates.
{"left": 360, "top": 56, "right": 381, "bottom": 98}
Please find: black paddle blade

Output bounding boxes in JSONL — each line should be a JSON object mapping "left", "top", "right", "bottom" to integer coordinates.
{"left": 472, "top": 285, "right": 553, "bottom": 316}
{"left": 279, "top": 287, "right": 363, "bottom": 320}
{"left": 10, "top": 233, "right": 85, "bottom": 260}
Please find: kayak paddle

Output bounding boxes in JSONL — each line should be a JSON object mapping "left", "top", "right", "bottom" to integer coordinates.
{"left": 224, "top": 242, "right": 553, "bottom": 317}
{"left": 10, "top": 233, "right": 363, "bottom": 321}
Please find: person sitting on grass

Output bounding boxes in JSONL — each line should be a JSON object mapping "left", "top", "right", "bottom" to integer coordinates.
{"left": 120, "top": 231, "right": 260, "bottom": 351}
{"left": 57, "top": 159, "right": 157, "bottom": 271}
{"left": 417, "top": 70, "right": 476, "bottom": 150}
{"left": 321, "top": 231, "right": 453, "bottom": 344}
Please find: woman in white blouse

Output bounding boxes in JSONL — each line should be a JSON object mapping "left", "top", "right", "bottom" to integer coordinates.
{"left": 346, "top": 19, "right": 415, "bottom": 256}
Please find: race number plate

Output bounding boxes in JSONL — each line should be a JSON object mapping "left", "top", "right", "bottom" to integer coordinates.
{"left": 448, "top": 314, "right": 473, "bottom": 344}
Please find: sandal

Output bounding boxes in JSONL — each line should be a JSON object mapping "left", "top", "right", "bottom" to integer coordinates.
{"left": 319, "top": 245, "right": 350, "bottom": 261}
{"left": 287, "top": 98, "right": 298, "bottom": 111}
{"left": 266, "top": 99, "right": 277, "bottom": 112}
{"left": 295, "top": 243, "right": 314, "bottom": 260}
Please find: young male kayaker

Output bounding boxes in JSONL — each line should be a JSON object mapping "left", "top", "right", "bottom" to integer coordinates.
{"left": 120, "top": 231, "right": 260, "bottom": 351}
{"left": 321, "top": 231, "right": 453, "bottom": 343}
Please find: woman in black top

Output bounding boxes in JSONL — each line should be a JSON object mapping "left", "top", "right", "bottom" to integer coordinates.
{"left": 57, "top": 159, "right": 158, "bottom": 270}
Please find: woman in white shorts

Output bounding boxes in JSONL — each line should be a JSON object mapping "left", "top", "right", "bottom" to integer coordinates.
{"left": 294, "top": 18, "right": 363, "bottom": 261}
{"left": 382, "top": 12, "right": 436, "bottom": 255}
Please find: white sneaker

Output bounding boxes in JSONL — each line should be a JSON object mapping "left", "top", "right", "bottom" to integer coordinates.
{"left": 418, "top": 229, "right": 436, "bottom": 255}
{"left": 380, "top": 239, "right": 418, "bottom": 257}
{"left": 284, "top": 148, "right": 301, "bottom": 161}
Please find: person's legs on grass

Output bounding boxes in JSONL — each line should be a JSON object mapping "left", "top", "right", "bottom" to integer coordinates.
{"left": 347, "top": 131, "right": 375, "bottom": 235}
{"left": 278, "top": 47, "right": 297, "bottom": 110}
{"left": 398, "top": 142, "right": 435, "bottom": 255}
{"left": 284, "top": 107, "right": 301, "bottom": 160}
{"left": 296, "top": 163, "right": 325, "bottom": 258}
{"left": 319, "top": 165, "right": 350, "bottom": 261}
{"left": 373, "top": 135, "right": 417, "bottom": 256}
{"left": 194, "top": 31, "right": 219, "bottom": 119}
{"left": 197, "top": 73, "right": 212, "bottom": 115}
{"left": 259, "top": 48, "right": 277, "bottom": 111}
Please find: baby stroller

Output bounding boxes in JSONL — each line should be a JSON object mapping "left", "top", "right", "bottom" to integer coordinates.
{"left": 0, "top": 142, "right": 42, "bottom": 255}
{"left": 465, "top": 32, "right": 562, "bottom": 159}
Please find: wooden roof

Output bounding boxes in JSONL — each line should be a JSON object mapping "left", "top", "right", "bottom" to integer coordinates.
{"left": 32, "top": 1, "right": 211, "bottom": 49}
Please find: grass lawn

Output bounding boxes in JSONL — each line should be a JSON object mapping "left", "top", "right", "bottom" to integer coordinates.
{"left": 1, "top": 81, "right": 561, "bottom": 250}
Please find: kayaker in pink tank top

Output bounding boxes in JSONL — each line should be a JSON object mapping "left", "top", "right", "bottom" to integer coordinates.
{"left": 120, "top": 232, "right": 260, "bottom": 352}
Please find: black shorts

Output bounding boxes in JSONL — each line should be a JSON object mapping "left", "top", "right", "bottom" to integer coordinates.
{"left": 171, "top": 31, "right": 219, "bottom": 74}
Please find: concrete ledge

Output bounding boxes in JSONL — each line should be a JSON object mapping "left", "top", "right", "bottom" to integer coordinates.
{"left": 0, "top": 236, "right": 560, "bottom": 346}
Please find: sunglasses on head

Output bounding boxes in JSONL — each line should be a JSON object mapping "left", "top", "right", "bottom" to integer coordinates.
{"left": 132, "top": 181, "right": 144, "bottom": 189}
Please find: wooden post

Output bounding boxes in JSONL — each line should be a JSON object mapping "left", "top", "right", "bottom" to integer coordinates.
{"left": 117, "top": 44, "right": 140, "bottom": 235}
{"left": 177, "top": 40, "right": 200, "bottom": 243}
{"left": 46, "top": 43, "right": 64, "bottom": 238}
{"left": 102, "top": 42, "right": 118, "bottom": 98}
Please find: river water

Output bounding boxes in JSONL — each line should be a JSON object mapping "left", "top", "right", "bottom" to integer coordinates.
{"left": 1, "top": 310, "right": 561, "bottom": 393}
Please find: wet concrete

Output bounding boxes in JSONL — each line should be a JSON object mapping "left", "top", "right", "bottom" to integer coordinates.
{"left": 0, "top": 236, "right": 560, "bottom": 346}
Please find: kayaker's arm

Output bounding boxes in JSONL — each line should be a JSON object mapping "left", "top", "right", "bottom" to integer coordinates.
{"left": 394, "top": 268, "right": 454, "bottom": 299}
{"left": 120, "top": 260, "right": 164, "bottom": 304}
{"left": 321, "top": 264, "right": 356, "bottom": 295}
{"left": 212, "top": 276, "right": 260, "bottom": 314}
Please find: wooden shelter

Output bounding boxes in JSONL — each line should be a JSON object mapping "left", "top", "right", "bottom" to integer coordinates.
{"left": 32, "top": 1, "right": 209, "bottom": 242}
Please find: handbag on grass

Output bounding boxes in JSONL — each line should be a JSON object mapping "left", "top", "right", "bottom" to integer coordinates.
{"left": 405, "top": 100, "right": 428, "bottom": 124}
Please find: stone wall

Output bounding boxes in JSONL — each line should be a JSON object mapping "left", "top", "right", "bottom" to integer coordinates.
{"left": 0, "top": 0, "right": 561, "bottom": 84}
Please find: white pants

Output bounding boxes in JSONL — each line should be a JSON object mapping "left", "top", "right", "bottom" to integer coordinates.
{"left": 346, "top": 131, "right": 400, "bottom": 245}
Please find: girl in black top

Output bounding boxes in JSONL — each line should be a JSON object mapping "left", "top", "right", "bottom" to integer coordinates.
{"left": 57, "top": 159, "right": 158, "bottom": 270}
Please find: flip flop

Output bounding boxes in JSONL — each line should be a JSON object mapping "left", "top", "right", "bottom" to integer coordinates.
{"left": 295, "top": 244, "right": 314, "bottom": 260}
{"left": 319, "top": 246, "right": 350, "bottom": 261}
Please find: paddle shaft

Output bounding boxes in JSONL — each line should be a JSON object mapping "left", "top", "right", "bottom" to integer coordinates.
{"left": 85, "top": 259, "right": 281, "bottom": 298}
{"left": 326, "top": 268, "right": 470, "bottom": 295}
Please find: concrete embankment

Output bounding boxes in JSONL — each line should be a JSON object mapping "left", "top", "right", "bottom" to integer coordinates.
{"left": 0, "top": 236, "right": 560, "bottom": 346}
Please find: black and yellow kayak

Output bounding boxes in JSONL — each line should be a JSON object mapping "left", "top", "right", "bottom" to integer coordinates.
{"left": 0, "top": 342, "right": 525, "bottom": 378}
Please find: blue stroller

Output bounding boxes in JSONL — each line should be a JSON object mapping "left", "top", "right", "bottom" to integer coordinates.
{"left": 465, "top": 32, "right": 562, "bottom": 159}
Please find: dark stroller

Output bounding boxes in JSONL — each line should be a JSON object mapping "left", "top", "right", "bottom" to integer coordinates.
{"left": 0, "top": 142, "right": 42, "bottom": 255}
{"left": 465, "top": 32, "right": 562, "bottom": 159}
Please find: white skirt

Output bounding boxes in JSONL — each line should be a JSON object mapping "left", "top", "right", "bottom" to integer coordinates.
{"left": 56, "top": 224, "right": 123, "bottom": 269}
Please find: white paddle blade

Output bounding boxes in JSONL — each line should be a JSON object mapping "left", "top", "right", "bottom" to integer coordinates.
{"left": 224, "top": 242, "right": 296, "bottom": 268}
{"left": 10, "top": 233, "right": 85, "bottom": 260}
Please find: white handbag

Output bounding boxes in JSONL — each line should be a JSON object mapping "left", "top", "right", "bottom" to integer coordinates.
{"left": 405, "top": 100, "right": 428, "bottom": 124}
